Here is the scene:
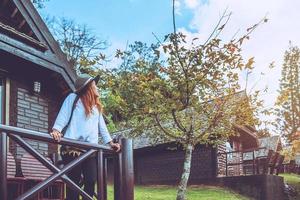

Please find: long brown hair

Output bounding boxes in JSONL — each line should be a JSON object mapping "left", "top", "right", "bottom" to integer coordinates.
{"left": 79, "top": 82, "right": 103, "bottom": 117}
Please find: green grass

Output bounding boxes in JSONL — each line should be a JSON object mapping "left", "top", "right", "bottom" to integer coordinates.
{"left": 105, "top": 185, "right": 250, "bottom": 200}
{"left": 280, "top": 173, "right": 300, "bottom": 185}
{"left": 279, "top": 173, "right": 300, "bottom": 200}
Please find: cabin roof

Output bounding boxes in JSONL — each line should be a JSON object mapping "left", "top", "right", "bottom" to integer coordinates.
{"left": 258, "top": 135, "right": 282, "bottom": 152}
{"left": 112, "top": 124, "right": 259, "bottom": 150}
{"left": 0, "top": 0, "right": 76, "bottom": 91}
{"left": 230, "top": 124, "right": 259, "bottom": 149}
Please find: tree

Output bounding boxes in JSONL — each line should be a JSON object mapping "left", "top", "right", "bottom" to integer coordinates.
{"left": 281, "top": 146, "right": 294, "bottom": 163}
{"left": 281, "top": 129, "right": 300, "bottom": 163}
{"left": 106, "top": 13, "right": 267, "bottom": 200}
{"left": 31, "top": 0, "right": 49, "bottom": 9}
{"left": 46, "top": 17, "right": 108, "bottom": 73}
{"left": 275, "top": 44, "right": 300, "bottom": 143}
{"left": 45, "top": 16, "right": 117, "bottom": 130}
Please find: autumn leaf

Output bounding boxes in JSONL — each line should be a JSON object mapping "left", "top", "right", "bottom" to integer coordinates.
{"left": 245, "top": 57, "right": 255, "bottom": 69}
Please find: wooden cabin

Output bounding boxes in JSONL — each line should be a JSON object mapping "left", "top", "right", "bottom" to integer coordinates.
{"left": 0, "top": 0, "right": 75, "bottom": 158}
{"left": 0, "top": 0, "right": 76, "bottom": 199}
{"left": 106, "top": 125, "right": 259, "bottom": 185}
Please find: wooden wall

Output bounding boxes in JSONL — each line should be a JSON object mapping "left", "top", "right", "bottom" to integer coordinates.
{"left": 107, "top": 143, "right": 218, "bottom": 185}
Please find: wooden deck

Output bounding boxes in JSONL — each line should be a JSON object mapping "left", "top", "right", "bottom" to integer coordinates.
{"left": 217, "top": 147, "right": 284, "bottom": 177}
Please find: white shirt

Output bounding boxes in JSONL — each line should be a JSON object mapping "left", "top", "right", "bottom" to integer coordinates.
{"left": 53, "top": 93, "right": 112, "bottom": 144}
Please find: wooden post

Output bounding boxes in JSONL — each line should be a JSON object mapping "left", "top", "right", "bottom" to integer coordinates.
{"left": 0, "top": 132, "right": 7, "bottom": 200}
{"left": 252, "top": 151, "right": 255, "bottom": 175}
{"left": 97, "top": 150, "right": 104, "bottom": 200}
{"left": 225, "top": 152, "right": 228, "bottom": 176}
{"left": 121, "top": 138, "right": 134, "bottom": 200}
{"left": 103, "top": 158, "right": 107, "bottom": 200}
{"left": 114, "top": 152, "right": 122, "bottom": 200}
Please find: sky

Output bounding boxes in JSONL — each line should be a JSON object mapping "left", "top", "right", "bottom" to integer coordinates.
{"left": 39, "top": 0, "right": 300, "bottom": 133}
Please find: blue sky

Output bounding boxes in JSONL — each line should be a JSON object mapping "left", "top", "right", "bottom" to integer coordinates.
{"left": 40, "top": 0, "right": 195, "bottom": 46}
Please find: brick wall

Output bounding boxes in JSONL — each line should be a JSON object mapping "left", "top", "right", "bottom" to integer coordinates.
{"left": 15, "top": 87, "right": 49, "bottom": 157}
{"left": 17, "top": 88, "right": 48, "bottom": 132}
{"left": 9, "top": 77, "right": 63, "bottom": 162}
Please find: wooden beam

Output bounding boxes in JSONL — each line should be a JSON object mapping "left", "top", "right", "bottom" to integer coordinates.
{"left": 17, "top": 19, "right": 26, "bottom": 29}
{"left": 0, "top": 33, "right": 75, "bottom": 91}
{"left": 12, "top": 0, "right": 48, "bottom": 46}
{"left": 15, "top": 0, "right": 76, "bottom": 82}
{"left": 0, "top": 21, "right": 47, "bottom": 51}
{"left": 0, "top": 33, "right": 60, "bottom": 68}
{"left": 10, "top": 8, "right": 18, "bottom": 18}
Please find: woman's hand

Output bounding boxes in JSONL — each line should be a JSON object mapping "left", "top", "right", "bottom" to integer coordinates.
{"left": 109, "top": 141, "right": 121, "bottom": 152}
{"left": 50, "top": 129, "right": 62, "bottom": 142}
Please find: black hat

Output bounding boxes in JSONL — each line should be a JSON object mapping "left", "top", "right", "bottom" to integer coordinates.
{"left": 74, "top": 74, "right": 100, "bottom": 93}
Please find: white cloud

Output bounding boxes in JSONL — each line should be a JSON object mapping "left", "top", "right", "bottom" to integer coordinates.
{"left": 174, "top": 0, "right": 182, "bottom": 15}
{"left": 184, "top": 0, "right": 200, "bottom": 9}
{"left": 179, "top": 0, "right": 300, "bottom": 132}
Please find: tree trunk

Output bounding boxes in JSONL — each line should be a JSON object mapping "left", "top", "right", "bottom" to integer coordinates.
{"left": 176, "top": 143, "right": 193, "bottom": 200}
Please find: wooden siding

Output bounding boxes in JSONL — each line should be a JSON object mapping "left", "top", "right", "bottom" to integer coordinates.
{"left": 110, "top": 144, "right": 218, "bottom": 185}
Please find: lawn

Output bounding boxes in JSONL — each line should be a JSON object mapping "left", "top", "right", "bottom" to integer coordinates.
{"left": 105, "top": 185, "right": 250, "bottom": 200}
{"left": 279, "top": 173, "right": 300, "bottom": 200}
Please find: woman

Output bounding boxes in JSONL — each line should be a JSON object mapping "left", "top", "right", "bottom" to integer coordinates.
{"left": 50, "top": 74, "right": 121, "bottom": 200}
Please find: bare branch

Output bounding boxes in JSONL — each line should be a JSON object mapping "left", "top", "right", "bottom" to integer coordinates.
{"left": 234, "top": 14, "right": 268, "bottom": 46}
{"left": 152, "top": 32, "right": 163, "bottom": 45}
{"left": 47, "top": 17, "right": 108, "bottom": 71}
{"left": 154, "top": 114, "right": 181, "bottom": 140}
{"left": 202, "top": 9, "right": 231, "bottom": 47}
{"left": 172, "top": 109, "right": 187, "bottom": 132}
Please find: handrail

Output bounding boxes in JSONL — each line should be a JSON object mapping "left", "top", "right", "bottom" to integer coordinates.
{"left": 0, "top": 124, "right": 134, "bottom": 200}
{"left": 0, "top": 124, "right": 112, "bottom": 152}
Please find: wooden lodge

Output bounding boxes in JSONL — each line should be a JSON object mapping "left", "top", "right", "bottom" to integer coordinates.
{"left": 107, "top": 125, "right": 286, "bottom": 199}
{"left": 0, "top": 1, "right": 134, "bottom": 200}
{"left": 128, "top": 124, "right": 260, "bottom": 185}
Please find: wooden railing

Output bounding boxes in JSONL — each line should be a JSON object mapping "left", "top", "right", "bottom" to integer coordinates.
{"left": 217, "top": 147, "right": 268, "bottom": 177}
{"left": 0, "top": 124, "right": 134, "bottom": 200}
